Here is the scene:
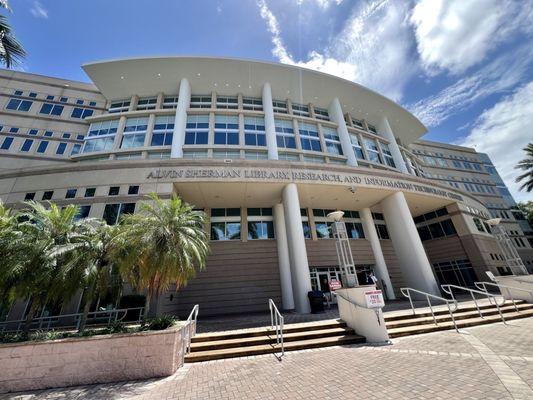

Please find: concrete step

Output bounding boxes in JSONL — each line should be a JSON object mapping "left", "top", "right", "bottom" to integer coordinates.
{"left": 388, "top": 307, "right": 533, "bottom": 338}
{"left": 185, "top": 334, "right": 365, "bottom": 362}
{"left": 190, "top": 326, "right": 355, "bottom": 352}
{"left": 192, "top": 319, "right": 346, "bottom": 343}
{"left": 386, "top": 302, "right": 533, "bottom": 329}
{"left": 384, "top": 300, "right": 529, "bottom": 322}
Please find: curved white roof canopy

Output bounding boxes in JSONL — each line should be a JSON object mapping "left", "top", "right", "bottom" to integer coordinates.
{"left": 82, "top": 56, "right": 427, "bottom": 145}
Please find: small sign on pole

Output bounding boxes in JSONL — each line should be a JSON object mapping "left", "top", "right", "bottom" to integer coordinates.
{"left": 364, "top": 290, "right": 385, "bottom": 309}
{"left": 329, "top": 279, "right": 342, "bottom": 291}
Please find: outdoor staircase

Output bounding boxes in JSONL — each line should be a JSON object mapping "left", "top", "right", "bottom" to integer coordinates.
{"left": 185, "top": 319, "right": 365, "bottom": 362}
{"left": 385, "top": 300, "right": 533, "bottom": 338}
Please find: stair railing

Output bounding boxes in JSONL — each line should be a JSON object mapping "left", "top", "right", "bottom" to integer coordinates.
{"left": 441, "top": 284, "right": 506, "bottom": 324}
{"left": 268, "top": 299, "right": 284, "bottom": 358}
{"left": 474, "top": 281, "right": 533, "bottom": 312}
{"left": 183, "top": 304, "right": 199, "bottom": 356}
{"left": 400, "top": 288, "right": 458, "bottom": 332}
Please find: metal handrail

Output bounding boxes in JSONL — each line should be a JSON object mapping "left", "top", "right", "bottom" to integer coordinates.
{"left": 400, "top": 288, "right": 458, "bottom": 332}
{"left": 269, "top": 299, "right": 284, "bottom": 357}
{"left": 441, "top": 284, "right": 506, "bottom": 324}
{"left": 183, "top": 304, "right": 199, "bottom": 355}
{"left": 0, "top": 307, "right": 145, "bottom": 333}
{"left": 474, "top": 281, "right": 533, "bottom": 312}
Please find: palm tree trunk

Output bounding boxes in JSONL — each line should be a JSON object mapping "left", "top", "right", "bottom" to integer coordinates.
{"left": 143, "top": 291, "right": 151, "bottom": 323}
{"left": 77, "top": 282, "right": 96, "bottom": 334}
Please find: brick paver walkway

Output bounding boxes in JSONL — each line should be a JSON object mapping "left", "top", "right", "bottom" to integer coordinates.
{"left": 5, "top": 318, "right": 533, "bottom": 400}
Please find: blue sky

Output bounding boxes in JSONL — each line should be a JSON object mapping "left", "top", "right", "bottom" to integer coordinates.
{"left": 7, "top": 0, "right": 533, "bottom": 201}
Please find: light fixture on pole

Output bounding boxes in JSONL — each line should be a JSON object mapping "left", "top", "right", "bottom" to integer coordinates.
{"left": 327, "top": 210, "right": 359, "bottom": 288}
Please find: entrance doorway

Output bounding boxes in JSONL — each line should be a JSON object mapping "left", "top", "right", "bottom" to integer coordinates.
{"left": 310, "top": 265, "right": 376, "bottom": 303}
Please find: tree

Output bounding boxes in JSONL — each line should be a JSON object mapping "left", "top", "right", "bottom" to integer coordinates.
{"left": 13, "top": 202, "right": 86, "bottom": 337}
{"left": 516, "top": 143, "right": 533, "bottom": 193}
{"left": 117, "top": 194, "right": 210, "bottom": 321}
{"left": 0, "top": 1, "right": 25, "bottom": 68}
{"left": 517, "top": 201, "right": 533, "bottom": 225}
{"left": 73, "top": 220, "right": 122, "bottom": 333}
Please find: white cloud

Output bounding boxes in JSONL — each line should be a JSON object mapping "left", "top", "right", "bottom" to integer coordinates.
{"left": 458, "top": 82, "right": 533, "bottom": 202}
{"left": 30, "top": 0, "right": 48, "bottom": 19}
{"left": 410, "top": 0, "right": 533, "bottom": 75}
{"left": 257, "top": 0, "right": 417, "bottom": 101}
{"left": 407, "top": 44, "right": 533, "bottom": 127}
{"left": 296, "top": 0, "right": 343, "bottom": 9}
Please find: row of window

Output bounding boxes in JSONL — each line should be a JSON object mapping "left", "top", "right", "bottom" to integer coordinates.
{"left": 1, "top": 137, "right": 81, "bottom": 156}
{"left": 416, "top": 218, "right": 457, "bottom": 241}
{"left": 11, "top": 89, "right": 98, "bottom": 107}
{"left": 23, "top": 185, "right": 140, "bottom": 202}
{"left": 0, "top": 126, "right": 84, "bottom": 140}
{"left": 5, "top": 98, "right": 95, "bottom": 119}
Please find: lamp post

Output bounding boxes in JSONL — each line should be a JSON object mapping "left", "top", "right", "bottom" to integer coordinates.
{"left": 327, "top": 210, "right": 359, "bottom": 288}
{"left": 486, "top": 218, "right": 528, "bottom": 275}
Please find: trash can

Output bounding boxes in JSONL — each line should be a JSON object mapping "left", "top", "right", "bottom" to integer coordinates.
{"left": 308, "top": 290, "right": 325, "bottom": 313}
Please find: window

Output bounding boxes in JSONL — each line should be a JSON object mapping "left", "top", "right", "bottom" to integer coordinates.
{"left": 121, "top": 117, "right": 148, "bottom": 149}
{"left": 109, "top": 186, "right": 120, "bottom": 196}
{"left": 108, "top": 99, "right": 130, "bottom": 113}
{"left": 42, "top": 191, "right": 53, "bottom": 200}
{"left": 76, "top": 205, "right": 91, "bottom": 220}
{"left": 71, "top": 107, "right": 94, "bottom": 119}
{"left": 89, "top": 101, "right": 97, "bottom": 107}
{"left": 292, "top": 103, "right": 309, "bottom": 117}
{"left": 322, "top": 126, "right": 343, "bottom": 155}
{"left": 150, "top": 115, "right": 174, "bottom": 146}
{"left": 214, "top": 115, "right": 239, "bottom": 145}
{"left": 65, "top": 189, "right": 77, "bottom": 199}
{"left": 210, "top": 208, "right": 241, "bottom": 240}
{"left": 363, "top": 138, "right": 382, "bottom": 164}
{"left": 216, "top": 95, "right": 238, "bottom": 109}
{"left": 128, "top": 185, "right": 139, "bottom": 195}
{"left": 163, "top": 96, "right": 179, "bottom": 109}
{"left": 28, "top": 129, "right": 38, "bottom": 135}
{"left": 417, "top": 219, "right": 457, "bottom": 241}
{"left": 46, "top": 95, "right": 54, "bottom": 100}
{"left": 56, "top": 142, "right": 67, "bottom": 155}
{"left": 245, "top": 150, "right": 268, "bottom": 160}
{"left": 59, "top": 97, "right": 68, "bottom": 103}
{"left": 380, "top": 142, "right": 395, "bottom": 168}
{"left": 433, "top": 259, "right": 477, "bottom": 288}
{"left": 279, "top": 152, "right": 299, "bottom": 161}
{"left": 346, "top": 222, "right": 365, "bottom": 239}
{"left": 299, "top": 122, "right": 321, "bottom": 152}
{"left": 350, "top": 134, "right": 365, "bottom": 159}
{"left": 303, "top": 155, "right": 324, "bottom": 163}
{"left": 213, "top": 150, "right": 240, "bottom": 159}
{"left": 367, "top": 124, "right": 377, "bottom": 134}
{"left": 103, "top": 203, "right": 135, "bottom": 225}
{"left": 20, "top": 139, "right": 33, "bottom": 152}
{"left": 184, "top": 115, "right": 209, "bottom": 145}
{"left": 0, "top": 137, "right": 13, "bottom": 150}
{"left": 473, "top": 218, "right": 485, "bottom": 233}
{"left": 136, "top": 97, "right": 157, "bottom": 111}
{"left": 313, "top": 209, "right": 335, "bottom": 239}
{"left": 314, "top": 107, "right": 329, "bottom": 121}
{"left": 13, "top": 90, "right": 23, "bottom": 96}
{"left": 76, "top": 134, "right": 84, "bottom": 141}
{"left": 183, "top": 150, "right": 208, "bottom": 159}
{"left": 243, "top": 97, "right": 262, "bottom": 111}
{"left": 247, "top": 208, "right": 274, "bottom": 239}
{"left": 273, "top": 100, "right": 287, "bottom": 114}
{"left": 43, "top": 131, "right": 53, "bottom": 137}
{"left": 76, "top": 99, "right": 84, "bottom": 105}
{"left": 36, "top": 141, "right": 49, "bottom": 153}
{"left": 88, "top": 120, "right": 119, "bottom": 137}
{"left": 83, "top": 136, "right": 114, "bottom": 153}
{"left": 70, "top": 143, "right": 82, "bottom": 155}
{"left": 85, "top": 188, "right": 96, "bottom": 197}
{"left": 6, "top": 98, "right": 32, "bottom": 112}
{"left": 190, "top": 95, "right": 211, "bottom": 109}
{"left": 61, "top": 133, "right": 70, "bottom": 139}
{"left": 24, "top": 192, "right": 35, "bottom": 200}
{"left": 244, "top": 116, "right": 266, "bottom": 146}
{"left": 275, "top": 119, "right": 296, "bottom": 149}
{"left": 375, "top": 224, "right": 390, "bottom": 239}
{"left": 352, "top": 118, "right": 364, "bottom": 129}
{"left": 39, "top": 103, "right": 64, "bottom": 116}
{"left": 301, "top": 208, "right": 311, "bottom": 239}
{"left": 9, "top": 127, "right": 19, "bottom": 133}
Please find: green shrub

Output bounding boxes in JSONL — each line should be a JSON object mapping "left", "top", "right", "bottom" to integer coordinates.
{"left": 103, "top": 320, "right": 128, "bottom": 334}
{"left": 146, "top": 315, "right": 177, "bottom": 331}
{"left": 29, "top": 330, "right": 65, "bottom": 341}
{"left": 0, "top": 332, "right": 24, "bottom": 343}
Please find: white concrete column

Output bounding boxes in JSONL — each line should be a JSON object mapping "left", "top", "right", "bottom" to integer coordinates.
{"left": 170, "top": 78, "right": 191, "bottom": 158}
{"left": 262, "top": 82, "right": 279, "bottom": 160}
{"left": 328, "top": 97, "right": 357, "bottom": 167}
{"left": 378, "top": 116, "right": 408, "bottom": 173}
{"left": 360, "top": 208, "right": 395, "bottom": 300}
{"left": 274, "top": 203, "right": 295, "bottom": 310}
{"left": 282, "top": 183, "right": 312, "bottom": 313}
{"left": 381, "top": 192, "right": 440, "bottom": 295}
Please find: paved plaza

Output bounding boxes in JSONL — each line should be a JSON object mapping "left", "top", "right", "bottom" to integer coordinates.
{"left": 4, "top": 317, "right": 533, "bottom": 400}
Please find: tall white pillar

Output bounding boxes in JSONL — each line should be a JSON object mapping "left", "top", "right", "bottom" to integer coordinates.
{"left": 328, "top": 98, "right": 357, "bottom": 167}
{"left": 282, "top": 183, "right": 312, "bottom": 313}
{"left": 170, "top": 78, "right": 191, "bottom": 158}
{"left": 262, "top": 82, "right": 279, "bottom": 160}
{"left": 378, "top": 116, "right": 408, "bottom": 173}
{"left": 274, "top": 203, "right": 295, "bottom": 310}
{"left": 381, "top": 192, "right": 439, "bottom": 295}
{"left": 360, "top": 208, "right": 395, "bottom": 300}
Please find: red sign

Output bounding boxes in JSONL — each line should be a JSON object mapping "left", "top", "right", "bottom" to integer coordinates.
{"left": 329, "top": 279, "right": 342, "bottom": 291}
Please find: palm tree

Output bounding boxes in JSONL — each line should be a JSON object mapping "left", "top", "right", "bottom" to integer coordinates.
{"left": 117, "top": 194, "right": 210, "bottom": 321}
{"left": 516, "top": 143, "right": 533, "bottom": 193}
{"left": 0, "top": 201, "right": 22, "bottom": 317}
{"left": 0, "top": 1, "right": 25, "bottom": 68}
{"left": 74, "top": 220, "right": 122, "bottom": 333}
{"left": 13, "top": 202, "right": 86, "bottom": 337}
